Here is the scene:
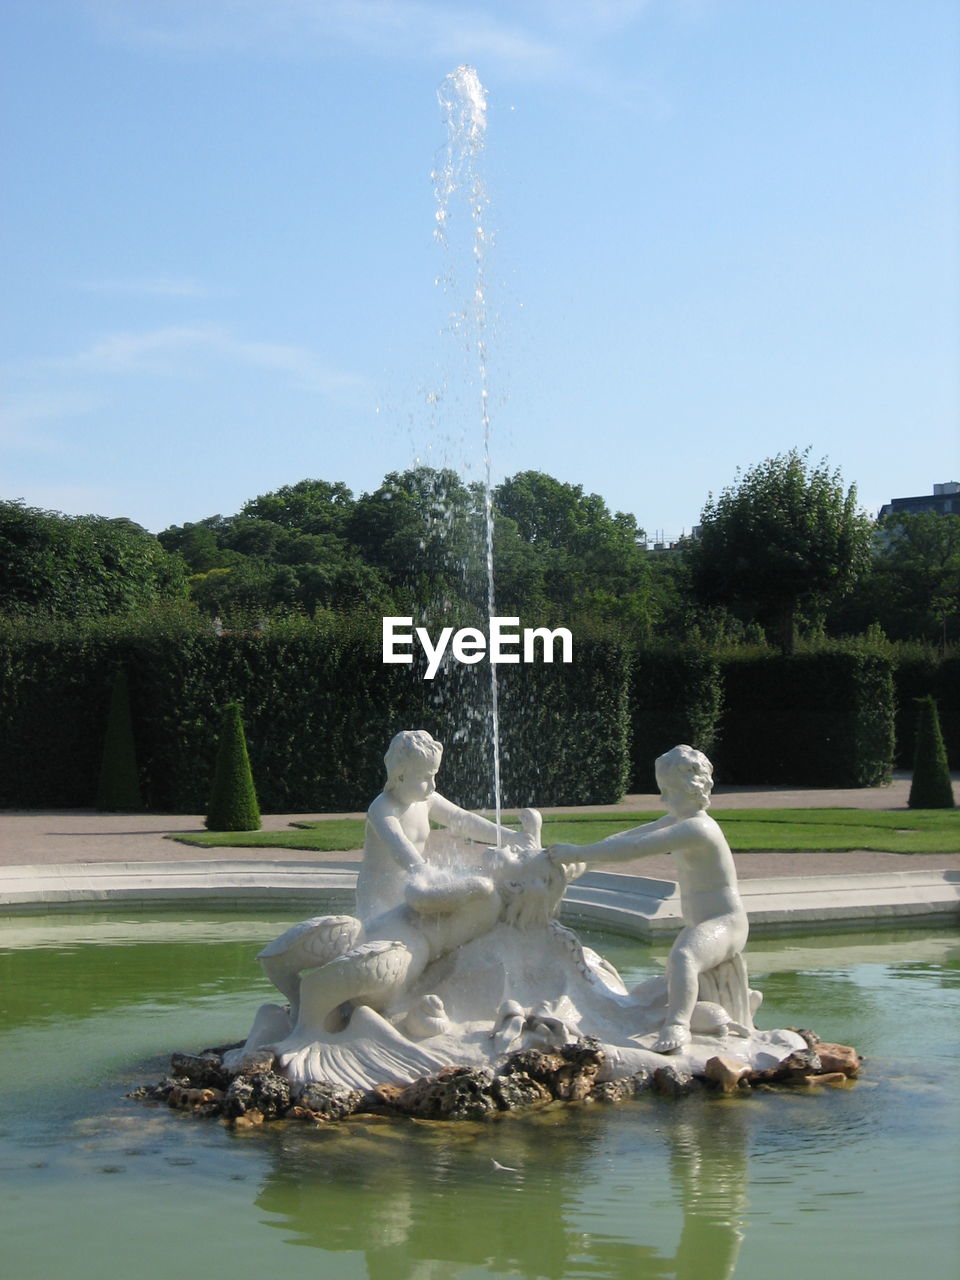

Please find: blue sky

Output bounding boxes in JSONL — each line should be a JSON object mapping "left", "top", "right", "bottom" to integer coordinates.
{"left": 2, "top": 0, "right": 958, "bottom": 541}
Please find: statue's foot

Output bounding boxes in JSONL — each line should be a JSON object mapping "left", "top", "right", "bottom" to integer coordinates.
{"left": 653, "top": 1022, "right": 691, "bottom": 1054}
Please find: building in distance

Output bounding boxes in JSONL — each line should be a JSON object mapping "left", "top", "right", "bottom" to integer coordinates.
{"left": 879, "top": 482, "right": 960, "bottom": 519}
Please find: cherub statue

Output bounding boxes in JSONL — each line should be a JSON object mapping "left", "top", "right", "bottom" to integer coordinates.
{"left": 248, "top": 731, "right": 549, "bottom": 1080}
{"left": 549, "top": 744, "right": 752, "bottom": 1053}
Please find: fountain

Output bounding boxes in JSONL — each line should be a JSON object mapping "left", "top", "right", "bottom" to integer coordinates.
{"left": 147, "top": 734, "right": 855, "bottom": 1119}
{"left": 139, "top": 69, "right": 856, "bottom": 1115}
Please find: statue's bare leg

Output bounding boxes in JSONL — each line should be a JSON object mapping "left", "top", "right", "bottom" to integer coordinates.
{"left": 653, "top": 915, "right": 747, "bottom": 1054}
{"left": 654, "top": 938, "right": 700, "bottom": 1053}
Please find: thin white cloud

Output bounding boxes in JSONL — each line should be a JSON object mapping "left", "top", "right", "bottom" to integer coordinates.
{"left": 10, "top": 324, "right": 368, "bottom": 395}
{"left": 81, "top": 0, "right": 635, "bottom": 79}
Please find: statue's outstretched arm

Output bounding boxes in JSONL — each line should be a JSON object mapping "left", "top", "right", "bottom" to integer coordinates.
{"left": 551, "top": 818, "right": 691, "bottom": 866}
{"left": 428, "top": 791, "right": 514, "bottom": 846}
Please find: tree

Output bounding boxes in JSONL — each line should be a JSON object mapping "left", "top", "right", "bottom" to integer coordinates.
{"left": 240, "top": 478, "right": 354, "bottom": 535}
{"left": 830, "top": 512, "right": 960, "bottom": 645}
{"left": 347, "top": 467, "right": 480, "bottom": 610}
{"left": 493, "top": 471, "right": 654, "bottom": 629}
{"left": 687, "top": 450, "right": 872, "bottom": 654}
{"left": 0, "top": 501, "right": 188, "bottom": 618}
{"left": 206, "top": 702, "right": 261, "bottom": 831}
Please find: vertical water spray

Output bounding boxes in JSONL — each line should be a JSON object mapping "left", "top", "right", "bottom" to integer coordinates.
{"left": 434, "top": 65, "right": 502, "bottom": 838}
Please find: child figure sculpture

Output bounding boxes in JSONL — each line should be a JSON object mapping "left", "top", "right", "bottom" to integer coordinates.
{"left": 549, "top": 744, "right": 751, "bottom": 1053}
{"left": 357, "top": 728, "right": 527, "bottom": 925}
{"left": 261, "top": 731, "right": 544, "bottom": 1080}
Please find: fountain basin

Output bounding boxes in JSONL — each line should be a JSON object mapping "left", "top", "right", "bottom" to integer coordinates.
{"left": 0, "top": 909, "right": 956, "bottom": 1280}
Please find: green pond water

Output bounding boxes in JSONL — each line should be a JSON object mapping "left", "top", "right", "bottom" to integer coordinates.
{"left": 0, "top": 910, "right": 958, "bottom": 1280}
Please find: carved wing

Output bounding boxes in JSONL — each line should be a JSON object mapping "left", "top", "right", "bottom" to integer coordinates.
{"left": 257, "top": 914, "right": 363, "bottom": 967}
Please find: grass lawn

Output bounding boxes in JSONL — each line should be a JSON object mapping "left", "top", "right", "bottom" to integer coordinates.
{"left": 171, "top": 807, "right": 960, "bottom": 856}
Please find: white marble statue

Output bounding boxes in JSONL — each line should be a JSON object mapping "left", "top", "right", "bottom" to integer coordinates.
{"left": 548, "top": 744, "right": 753, "bottom": 1053}
{"left": 225, "top": 735, "right": 804, "bottom": 1091}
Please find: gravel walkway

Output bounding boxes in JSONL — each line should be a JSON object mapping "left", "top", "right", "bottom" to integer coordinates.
{"left": 1, "top": 771, "right": 957, "bottom": 881}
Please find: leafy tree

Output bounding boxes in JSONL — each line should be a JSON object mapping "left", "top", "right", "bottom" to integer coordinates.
{"left": 157, "top": 516, "right": 235, "bottom": 572}
{"left": 0, "top": 501, "right": 188, "bottom": 618}
{"left": 493, "top": 471, "right": 654, "bottom": 630}
{"left": 830, "top": 512, "right": 960, "bottom": 645}
{"left": 347, "top": 467, "right": 481, "bottom": 610}
{"left": 240, "top": 478, "right": 354, "bottom": 535}
{"left": 686, "top": 450, "right": 872, "bottom": 654}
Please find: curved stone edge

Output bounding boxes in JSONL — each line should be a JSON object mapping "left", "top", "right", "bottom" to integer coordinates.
{"left": 129, "top": 1032, "right": 863, "bottom": 1126}
{"left": 2, "top": 861, "right": 958, "bottom": 937}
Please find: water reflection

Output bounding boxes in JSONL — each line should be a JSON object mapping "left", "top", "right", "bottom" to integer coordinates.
{"left": 251, "top": 1096, "right": 752, "bottom": 1280}
{"left": 2, "top": 916, "right": 958, "bottom": 1280}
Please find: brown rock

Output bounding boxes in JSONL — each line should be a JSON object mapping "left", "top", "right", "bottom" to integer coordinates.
{"left": 367, "top": 1082, "right": 405, "bottom": 1107}
{"left": 802, "top": 1072, "right": 850, "bottom": 1087}
{"left": 592, "top": 1075, "right": 647, "bottom": 1104}
{"left": 775, "top": 1048, "right": 823, "bottom": 1080}
{"left": 813, "top": 1043, "right": 862, "bottom": 1077}
{"left": 704, "top": 1056, "right": 750, "bottom": 1093}
{"left": 653, "top": 1064, "right": 696, "bottom": 1096}
{"left": 553, "top": 1066, "right": 597, "bottom": 1102}
{"left": 232, "top": 1108, "right": 265, "bottom": 1128}
{"left": 230, "top": 1048, "right": 277, "bottom": 1077}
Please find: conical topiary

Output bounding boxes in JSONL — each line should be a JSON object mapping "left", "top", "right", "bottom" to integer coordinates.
{"left": 908, "top": 695, "right": 955, "bottom": 809}
{"left": 205, "top": 702, "right": 261, "bottom": 831}
{"left": 96, "top": 668, "right": 143, "bottom": 811}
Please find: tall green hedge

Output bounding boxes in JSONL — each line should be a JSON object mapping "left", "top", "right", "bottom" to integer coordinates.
{"left": 713, "top": 650, "right": 895, "bottom": 786}
{"left": 934, "top": 654, "right": 960, "bottom": 770}
{"left": 629, "top": 647, "right": 723, "bottom": 792}
{"left": 891, "top": 648, "right": 959, "bottom": 770}
{"left": 0, "top": 612, "right": 631, "bottom": 812}
{"left": 96, "top": 667, "right": 143, "bottom": 811}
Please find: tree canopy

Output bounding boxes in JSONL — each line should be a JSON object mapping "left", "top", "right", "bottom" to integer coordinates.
{"left": 829, "top": 511, "right": 960, "bottom": 645}
{"left": 5, "top": 458, "right": 954, "bottom": 649}
{"left": 0, "top": 501, "right": 187, "bottom": 618}
{"left": 686, "top": 450, "right": 872, "bottom": 653}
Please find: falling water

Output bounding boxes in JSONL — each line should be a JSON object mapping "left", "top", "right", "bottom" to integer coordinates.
{"left": 434, "top": 65, "right": 502, "bottom": 838}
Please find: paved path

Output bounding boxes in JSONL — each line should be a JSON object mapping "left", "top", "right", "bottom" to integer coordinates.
{"left": 1, "top": 771, "right": 957, "bottom": 881}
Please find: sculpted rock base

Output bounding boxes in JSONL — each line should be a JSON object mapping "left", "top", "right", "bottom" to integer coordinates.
{"left": 131, "top": 1033, "right": 861, "bottom": 1124}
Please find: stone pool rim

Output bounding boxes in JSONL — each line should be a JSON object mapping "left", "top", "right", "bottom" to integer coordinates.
{"left": 1, "top": 860, "right": 956, "bottom": 937}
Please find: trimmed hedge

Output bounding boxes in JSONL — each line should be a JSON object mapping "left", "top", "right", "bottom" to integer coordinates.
{"left": 206, "top": 701, "right": 261, "bottom": 830}
{"left": 712, "top": 650, "right": 895, "bottom": 787}
{"left": 908, "top": 696, "right": 955, "bottom": 809}
{"left": 629, "top": 648, "right": 723, "bottom": 793}
{"left": 0, "top": 613, "right": 631, "bottom": 812}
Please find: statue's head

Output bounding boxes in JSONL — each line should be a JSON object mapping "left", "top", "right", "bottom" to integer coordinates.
{"left": 384, "top": 729, "right": 443, "bottom": 788}
{"left": 654, "top": 744, "right": 713, "bottom": 811}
